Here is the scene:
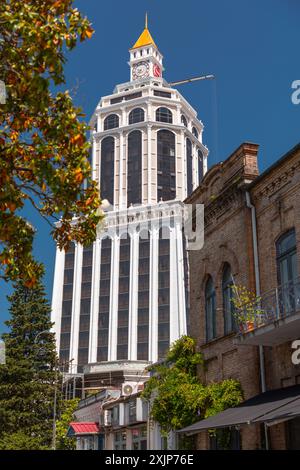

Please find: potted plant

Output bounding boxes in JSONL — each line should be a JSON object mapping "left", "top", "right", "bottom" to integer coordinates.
{"left": 231, "top": 285, "right": 264, "bottom": 333}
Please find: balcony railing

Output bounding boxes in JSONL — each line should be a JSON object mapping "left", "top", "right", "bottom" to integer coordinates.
{"left": 236, "top": 278, "right": 300, "bottom": 345}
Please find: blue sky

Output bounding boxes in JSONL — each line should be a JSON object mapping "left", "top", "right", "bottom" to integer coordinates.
{"left": 1, "top": 0, "right": 299, "bottom": 332}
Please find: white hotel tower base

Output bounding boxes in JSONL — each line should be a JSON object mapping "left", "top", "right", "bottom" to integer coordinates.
{"left": 51, "top": 21, "right": 208, "bottom": 390}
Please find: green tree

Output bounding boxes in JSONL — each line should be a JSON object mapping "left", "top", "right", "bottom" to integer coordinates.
{"left": 0, "top": 0, "right": 101, "bottom": 286}
{"left": 0, "top": 278, "right": 60, "bottom": 449}
{"left": 142, "top": 336, "right": 243, "bottom": 440}
{"left": 56, "top": 398, "right": 79, "bottom": 450}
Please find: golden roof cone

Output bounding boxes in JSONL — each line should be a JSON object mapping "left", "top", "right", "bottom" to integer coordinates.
{"left": 131, "top": 13, "right": 157, "bottom": 50}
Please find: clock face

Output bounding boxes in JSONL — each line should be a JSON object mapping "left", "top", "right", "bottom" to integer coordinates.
{"left": 153, "top": 64, "right": 161, "bottom": 77}
{"left": 133, "top": 61, "right": 149, "bottom": 79}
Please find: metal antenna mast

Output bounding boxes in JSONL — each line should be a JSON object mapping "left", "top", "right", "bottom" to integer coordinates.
{"left": 169, "top": 74, "right": 215, "bottom": 87}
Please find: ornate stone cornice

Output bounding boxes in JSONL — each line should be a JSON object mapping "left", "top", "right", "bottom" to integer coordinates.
{"left": 252, "top": 159, "right": 300, "bottom": 201}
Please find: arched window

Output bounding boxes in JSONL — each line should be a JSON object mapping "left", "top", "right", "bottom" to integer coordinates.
{"left": 205, "top": 276, "right": 216, "bottom": 341}
{"left": 186, "top": 138, "right": 193, "bottom": 195}
{"left": 129, "top": 108, "right": 145, "bottom": 125}
{"left": 276, "top": 229, "right": 299, "bottom": 314}
{"left": 101, "top": 137, "right": 114, "bottom": 205}
{"left": 198, "top": 149, "right": 204, "bottom": 183}
{"left": 127, "top": 130, "right": 142, "bottom": 206}
{"left": 181, "top": 115, "right": 188, "bottom": 127}
{"left": 157, "top": 130, "right": 176, "bottom": 201}
{"left": 156, "top": 107, "right": 173, "bottom": 123}
{"left": 104, "top": 114, "right": 119, "bottom": 130}
{"left": 222, "top": 264, "right": 235, "bottom": 334}
{"left": 192, "top": 126, "right": 199, "bottom": 139}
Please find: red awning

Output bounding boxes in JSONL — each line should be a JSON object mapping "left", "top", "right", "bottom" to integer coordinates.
{"left": 69, "top": 422, "right": 100, "bottom": 435}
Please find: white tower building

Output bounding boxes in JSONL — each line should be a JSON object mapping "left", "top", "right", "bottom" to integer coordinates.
{"left": 51, "top": 18, "right": 208, "bottom": 382}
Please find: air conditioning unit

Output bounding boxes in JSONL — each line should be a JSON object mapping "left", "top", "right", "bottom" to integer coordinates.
{"left": 104, "top": 409, "right": 112, "bottom": 426}
{"left": 122, "top": 382, "right": 138, "bottom": 397}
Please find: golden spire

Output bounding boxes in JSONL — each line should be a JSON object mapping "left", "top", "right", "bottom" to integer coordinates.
{"left": 131, "top": 13, "right": 157, "bottom": 50}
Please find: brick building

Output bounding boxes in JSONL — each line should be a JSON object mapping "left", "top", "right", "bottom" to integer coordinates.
{"left": 181, "top": 141, "right": 300, "bottom": 449}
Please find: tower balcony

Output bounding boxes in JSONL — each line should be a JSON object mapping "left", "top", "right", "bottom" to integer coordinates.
{"left": 235, "top": 278, "right": 300, "bottom": 346}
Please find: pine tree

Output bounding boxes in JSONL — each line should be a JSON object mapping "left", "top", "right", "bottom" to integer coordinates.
{"left": 0, "top": 279, "right": 60, "bottom": 449}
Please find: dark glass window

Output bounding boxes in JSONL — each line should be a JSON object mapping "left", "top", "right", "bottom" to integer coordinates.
{"left": 125, "top": 92, "right": 142, "bottom": 101}
{"left": 276, "top": 229, "right": 299, "bottom": 315}
{"left": 77, "top": 245, "right": 93, "bottom": 370}
{"left": 60, "top": 243, "right": 75, "bottom": 363}
{"left": 97, "top": 237, "right": 111, "bottom": 362}
{"left": 210, "top": 429, "right": 241, "bottom": 450}
{"left": 154, "top": 90, "right": 172, "bottom": 98}
{"left": 181, "top": 115, "right": 188, "bottom": 127}
{"left": 198, "top": 149, "right": 204, "bottom": 183}
{"left": 117, "top": 235, "right": 131, "bottom": 360}
{"left": 129, "top": 108, "right": 145, "bottom": 125}
{"left": 127, "top": 131, "right": 142, "bottom": 206}
{"left": 158, "top": 227, "right": 170, "bottom": 359}
{"left": 192, "top": 126, "right": 199, "bottom": 139}
{"left": 186, "top": 138, "right": 193, "bottom": 195}
{"left": 101, "top": 137, "right": 114, "bottom": 205}
{"left": 110, "top": 96, "right": 123, "bottom": 105}
{"left": 156, "top": 107, "right": 173, "bottom": 123}
{"left": 222, "top": 264, "right": 236, "bottom": 335}
{"left": 205, "top": 276, "right": 216, "bottom": 341}
{"left": 157, "top": 130, "right": 176, "bottom": 201}
{"left": 104, "top": 114, "right": 119, "bottom": 130}
{"left": 137, "top": 230, "right": 150, "bottom": 360}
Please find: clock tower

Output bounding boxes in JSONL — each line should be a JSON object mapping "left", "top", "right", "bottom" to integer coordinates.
{"left": 129, "top": 14, "right": 164, "bottom": 81}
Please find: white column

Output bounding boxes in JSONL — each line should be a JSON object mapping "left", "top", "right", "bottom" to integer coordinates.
{"left": 169, "top": 226, "right": 179, "bottom": 343}
{"left": 88, "top": 238, "right": 101, "bottom": 363}
{"left": 92, "top": 137, "right": 98, "bottom": 186}
{"left": 192, "top": 142, "right": 197, "bottom": 190}
{"left": 118, "top": 131, "right": 124, "bottom": 209}
{"left": 147, "top": 125, "right": 152, "bottom": 204}
{"left": 69, "top": 243, "right": 83, "bottom": 372}
{"left": 128, "top": 231, "right": 139, "bottom": 360}
{"left": 175, "top": 221, "right": 187, "bottom": 336}
{"left": 108, "top": 234, "right": 120, "bottom": 361}
{"left": 149, "top": 223, "right": 158, "bottom": 362}
{"left": 181, "top": 130, "right": 187, "bottom": 199}
{"left": 176, "top": 105, "right": 181, "bottom": 126}
{"left": 51, "top": 246, "right": 65, "bottom": 351}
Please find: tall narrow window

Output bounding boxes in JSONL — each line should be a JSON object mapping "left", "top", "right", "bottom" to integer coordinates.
{"left": 205, "top": 276, "right": 216, "bottom": 341}
{"left": 181, "top": 115, "right": 188, "bottom": 127}
{"left": 60, "top": 243, "right": 75, "bottom": 364}
{"left": 157, "top": 130, "right": 176, "bottom": 201}
{"left": 156, "top": 107, "right": 173, "bottom": 123}
{"left": 129, "top": 108, "right": 145, "bottom": 124}
{"left": 97, "top": 237, "right": 111, "bottom": 362}
{"left": 192, "top": 126, "right": 199, "bottom": 139}
{"left": 117, "top": 235, "right": 131, "bottom": 360}
{"left": 186, "top": 138, "right": 193, "bottom": 195}
{"left": 101, "top": 137, "right": 114, "bottom": 205}
{"left": 276, "top": 229, "right": 299, "bottom": 315}
{"left": 104, "top": 114, "right": 119, "bottom": 130}
{"left": 78, "top": 245, "right": 93, "bottom": 372}
{"left": 198, "top": 149, "right": 204, "bottom": 183}
{"left": 222, "top": 264, "right": 235, "bottom": 335}
{"left": 158, "top": 227, "right": 170, "bottom": 359}
{"left": 137, "top": 230, "right": 150, "bottom": 360}
{"left": 127, "top": 130, "right": 142, "bottom": 206}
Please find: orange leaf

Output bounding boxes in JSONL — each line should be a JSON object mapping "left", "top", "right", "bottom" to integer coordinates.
{"left": 85, "top": 27, "right": 94, "bottom": 39}
{"left": 74, "top": 168, "right": 84, "bottom": 184}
